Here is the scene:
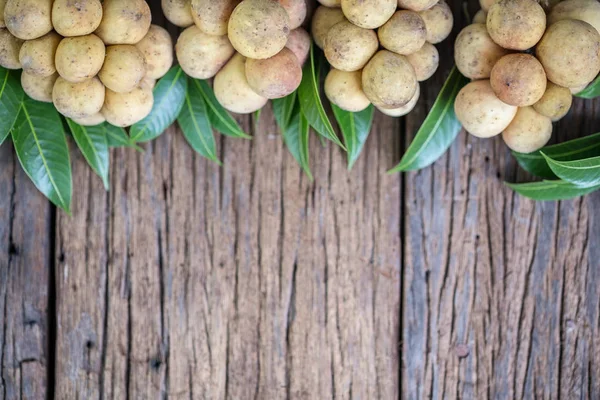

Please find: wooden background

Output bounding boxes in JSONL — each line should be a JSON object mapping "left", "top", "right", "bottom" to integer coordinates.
{"left": 1, "top": 0, "right": 600, "bottom": 398}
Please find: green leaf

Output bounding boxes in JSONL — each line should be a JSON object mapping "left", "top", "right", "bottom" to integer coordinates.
{"left": 67, "top": 119, "right": 110, "bottom": 189}
{"left": 389, "top": 67, "right": 469, "bottom": 173}
{"left": 194, "top": 79, "right": 251, "bottom": 139}
{"left": 282, "top": 103, "right": 312, "bottom": 179}
{"left": 506, "top": 180, "right": 600, "bottom": 201}
{"left": 513, "top": 132, "right": 600, "bottom": 179}
{"left": 0, "top": 68, "right": 24, "bottom": 145}
{"left": 297, "top": 43, "right": 345, "bottom": 150}
{"left": 575, "top": 75, "right": 600, "bottom": 99}
{"left": 272, "top": 91, "right": 297, "bottom": 129}
{"left": 12, "top": 98, "right": 72, "bottom": 212}
{"left": 131, "top": 66, "right": 187, "bottom": 142}
{"left": 332, "top": 104, "right": 374, "bottom": 169}
{"left": 177, "top": 77, "right": 220, "bottom": 163}
{"left": 104, "top": 123, "right": 140, "bottom": 150}
{"left": 542, "top": 153, "right": 600, "bottom": 188}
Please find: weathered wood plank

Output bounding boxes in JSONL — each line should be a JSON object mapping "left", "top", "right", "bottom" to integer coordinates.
{"left": 402, "top": 1, "right": 600, "bottom": 396}
{"left": 0, "top": 143, "right": 52, "bottom": 399}
{"left": 53, "top": 102, "right": 402, "bottom": 398}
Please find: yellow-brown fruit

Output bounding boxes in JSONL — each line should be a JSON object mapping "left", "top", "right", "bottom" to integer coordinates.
{"left": 19, "top": 31, "right": 61, "bottom": 77}
{"left": 486, "top": 0, "right": 546, "bottom": 50}
{"left": 176, "top": 25, "right": 235, "bottom": 79}
{"left": 406, "top": 42, "right": 439, "bottom": 81}
{"left": 362, "top": 50, "right": 418, "bottom": 109}
{"left": 0, "top": 28, "right": 22, "bottom": 69}
{"left": 162, "top": 0, "right": 194, "bottom": 28}
{"left": 245, "top": 48, "right": 302, "bottom": 99}
{"left": 52, "top": 0, "right": 103, "bottom": 37}
{"left": 341, "top": 0, "right": 397, "bottom": 29}
{"left": 454, "top": 23, "right": 509, "bottom": 80}
{"left": 325, "top": 69, "right": 371, "bottom": 112}
{"left": 533, "top": 82, "right": 573, "bottom": 121}
{"left": 378, "top": 11, "right": 427, "bottom": 56}
{"left": 72, "top": 113, "right": 106, "bottom": 126}
{"left": 99, "top": 45, "right": 147, "bottom": 93}
{"left": 397, "top": 0, "right": 438, "bottom": 12}
{"left": 52, "top": 76, "right": 105, "bottom": 119}
{"left": 548, "top": 0, "right": 600, "bottom": 34}
{"left": 95, "top": 0, "right": 151, "bottom": 45}
{"left": 102, "top": 86, "right": 154, "bottom": 127}
{"left": 536, "top": 19, "right": 600, "bottom": 88}
{"left": 214, "top": 53, "right": 268, "bottom": 114}
{"left": 473, "top": 9, "right": 486, "bottom": 23}
{"left": 490, "top": 53, "right": 547, "bottom": 106}
{"left": 377, "top": 84, "right": 420, "bottom": 117}
{"left": 21, "top": 71, "right": 57, "bottom": 102}
{"left": 278, "top": 0, "right": 307, "bottom": 30}
{"left": 136, "top": 25, "right": 174, "bottom": 80}
{"left": 0, "top": 0, "right": 6, "bottom": 28}
{"left": 324, "top": 20, "right": 379, "bottom": 71}
{"left": 4, "top": 0, "right": 52, "bottom": 40}
{"left": 502, "top": 107, "right": 552, "bottom": 153}
{"left": 191, "top": 0, "right": 240, "bottom": 35}
{"left": 55, "top": 35, "right": 105, "bottom": 83}
{"left": 228, "top": 0, "right": 290, "bottom": 59}
{"left": 318, "top": 0, "right": 341, "bottom": 5}
{"left": 419, "top": 1, "right": 453, "bottom": 44}
{"left": 311, "top": 6, "right": 346, "bottom": 49}
{"left": 285, "top": 28, "right": 310, "bottom": 65}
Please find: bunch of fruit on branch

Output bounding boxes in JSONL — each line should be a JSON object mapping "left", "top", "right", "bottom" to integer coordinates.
{"left": 164, "top": 0, "right": 312, "bottom": 114}
{"left": 454, "top": 0, "right": 600, "bottom": 153}
{"left": 0, "top": 0, "right": 174, "bottom": 127}
{"left": 312, "top": 0, "right": 453, "bottom": 116}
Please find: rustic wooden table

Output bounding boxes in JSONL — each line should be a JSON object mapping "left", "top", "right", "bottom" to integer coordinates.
{"left": 1, "top": 0, "right": 599, "bottom": 399}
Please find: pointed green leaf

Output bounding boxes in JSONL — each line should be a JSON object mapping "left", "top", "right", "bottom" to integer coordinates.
{"left": 389, "top": 67, "right": 469, "bottom": 173}
{"left": 542, "top": 153, "right": 600, "bottom": 188}
{"left": 178, "top": 77, "right": 220, "bottom": 163}
{"left": 513, "top": 132, "right": 600, "bottom": 179}
{"left": 575, "top": 75, "right": 600, "bottom": 99}
{"left": 194, "top": 79, "right": 251, "bottom": 139}
{"left": 12, "top": 98, "right": 72, "bottom": 212}
{"left": 282, "top": 103, "right": 312, "bottom": 179}
{"left": 0, "top": 68, "right": 24, "bottom": 145}
{"left": 131, "top": 66, "right": 187, "bottom": 142}
{"left": 298, "top": 43, "right": 345, "bottom": 150}
{"left": 506, "top": 180, "right": 600, "bottom": 201}
{"left": 272, "top": 91, "right": 297, "bottom": 129}
{"left": 332, "top": 104, "right": 374, "bottom": 169}
{"left": 67, "top": 119, "right": 110, "bottom": 189}
{"left": 103, "top": 123, "right": 135, "bottom": 148}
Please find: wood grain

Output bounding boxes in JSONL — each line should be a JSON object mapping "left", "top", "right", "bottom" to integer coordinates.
{"left": 0, "top": 144, "right": 52, "bottom": 399}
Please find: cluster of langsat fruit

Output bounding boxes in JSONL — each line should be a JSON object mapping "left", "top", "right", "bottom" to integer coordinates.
{"left": 454, "top": 0, "right": 600, "bottom": 153}
{"left": 311, "top": 0, "right": 453, "bottom": 116}
{"left": 0, "top": 0, "right": 173, "bottom": 127}
{"left": 164, "top": 0, "right": 311, "bottom": 114}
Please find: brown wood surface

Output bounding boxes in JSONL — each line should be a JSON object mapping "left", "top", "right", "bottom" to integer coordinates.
{"left": 1, "top": 0, "right": 600, "bottom": 399}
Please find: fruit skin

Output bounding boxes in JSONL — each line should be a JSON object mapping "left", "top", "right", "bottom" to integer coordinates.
{"left": 311, "top": 6, "right": 346, "bottom": 49}
{"left": 21, "top": 71, "right": 57, "bottom": 102}
{"left": 406, "top": 42, "right": 439, "bottom": 81}
{"left": 378, "top": 11, "right": 427, "bottom": 56}
{"left": 228, "top": 0, "right": 290, "bottom": 59}
{"left": 285, "top": 27, "right": 310, "bottom": 66}
{"left": 245, "top": 48, "right": 302, "bottom": 99}
{"left": 18, "top": 31, "right": 61, "bottom": 77}
{"left": 0, "top": 0, "right": 6, "bottom": 28}
{"left": 324, "top": 20, "right": 379, "bottom": 72}
{"left": 454, "top": 24, "right": 509, "bottom": 80}
{"left": 0, "top": 28, "right": 23, "bottom": 69}
{"left": 99, "top": 45, "right": 147, "bottom": 94}
{"left": 418, "top": 1, "right": 453, "bottom": 44}
{"left": 548, "top": 0, "right": 600, "bottom": 34}
{"left": 4, "top": 0, "right": 53, "bottom": 40}
{"left": 454, "top": 79, "right": 517, "bottom": 138}
{"left": 324, "top": 68, "right": 371, "bottom": 112}
{"left": 536, "top": 19, "right": 600, "bottom": 88}
{"left": 214, "top": 53, "right": 268, "bottom": 114}
{"left": 52, "top": 0, "right": 103, "bottom": 37}
{"left": 341, "top": 0, "right": 397, "bottom": 29}
{"left": 191, "top": 0, "right": 240, "bottom": 35}
{"left": 533, "top": 82, "right": 573, "bottom": 122}
{"left": 72, "top": 113, "right": 106, "bottom": 126}
{"left": 176, "top": 25, "right": 235, "bottom": 79}
{"left": 362, "top": 50, "right": 418, "bottom": 109}
{"left": 162, "top": 0, "right": 194, "bottom": 28}
{"left": 95, "top": 0, "right": 151, "bottom": 45}
{"left": 318, "top": 0, "right": 341, "bottom": 6}
{"left": 102, "top": 86, "right": 154, "bottom": 127}
{"left": 490, "top": 53, "right": 547, "bottom": 107}
{"left": 472, "top": 9, "right": 487, "bottom": 23}
{"left": 397, "top": 0, "right": 438, "bottom": 13}
{"left": 55, "top": 34, "right": 105, "bottom": 83}
{"left": 486, "top": 0, "right": 546, "bottom": 50}
{"left": 52, "top": 76, "right": 105, "bottom": 119}
{"left": 136, "top": 25, "right": 174, "bottom": 80}
{"left": 502, "top": 106, "right": 552, "bottom": 153}
{"left": 278, "top": 0, "right": 307, "bottom": 30}
{"left": 377, "top": 83, "right": 420, "bottom": 117}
